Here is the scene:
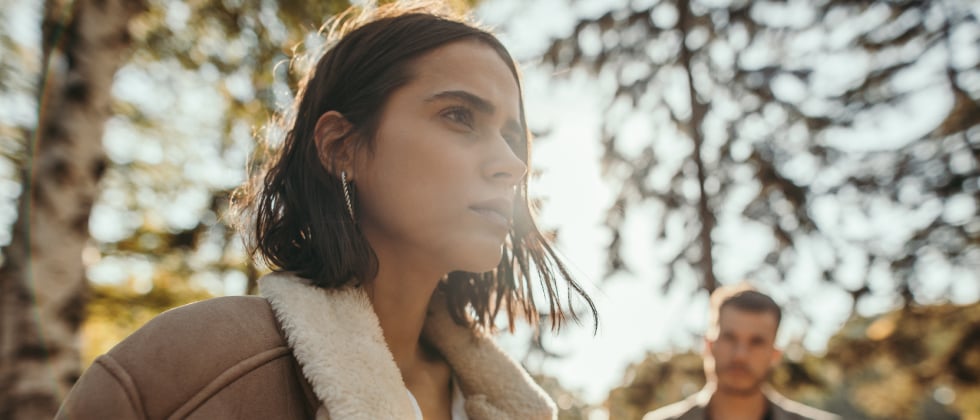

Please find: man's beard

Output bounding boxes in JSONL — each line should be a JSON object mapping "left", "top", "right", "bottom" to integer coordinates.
{"left": 715, "top": 364, "right": 770, "bottom": 396}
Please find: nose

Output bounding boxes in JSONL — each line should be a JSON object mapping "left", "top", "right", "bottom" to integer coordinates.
{"left": 485, "top": 136, "right": 527, "bottom": 187}
{"left": 732, "top": 342, "right": 749, "bottom": 360}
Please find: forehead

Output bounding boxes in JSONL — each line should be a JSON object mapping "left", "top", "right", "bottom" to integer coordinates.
{"left": 717, "top": 307, "right": 779, "bottom": 338}
{"left": 405, "top": 40, "right": 521, "bottom": 117}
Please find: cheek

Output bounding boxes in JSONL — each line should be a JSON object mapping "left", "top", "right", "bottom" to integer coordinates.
{"left": 358, "top": 150, "right": 474, "bottom": 231}
{"left": 710, "top": 345, "right": 727, "bottom": 361}
{"left": 757, "top": 350, "right": 776, "bottom": 367}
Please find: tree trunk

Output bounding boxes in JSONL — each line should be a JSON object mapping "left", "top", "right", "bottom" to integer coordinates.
{"left": 677, "top": 0, "right": 717, "bottom": 293}
{"left": 0, "top": 0, "right": 145, "bottom": 417}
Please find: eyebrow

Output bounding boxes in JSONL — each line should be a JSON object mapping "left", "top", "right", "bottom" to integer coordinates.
{"left": 425, "top": 90, "right": 524, "bottom": 136}
{"left": 427, "top": 90, "right": 494, "bottom": 113}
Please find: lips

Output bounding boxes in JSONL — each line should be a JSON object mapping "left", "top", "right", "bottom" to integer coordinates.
{"left": 470, "top": 197, "right": 513, "bottom": 229}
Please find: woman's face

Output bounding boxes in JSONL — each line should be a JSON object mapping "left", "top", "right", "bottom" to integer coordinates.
{"left": 351, "top": 39, "right": 527, "bottom": 275}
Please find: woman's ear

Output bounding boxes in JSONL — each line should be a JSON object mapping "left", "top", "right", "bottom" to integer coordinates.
{"left": 313, "top": 111, "right": 355, "bottom": 175}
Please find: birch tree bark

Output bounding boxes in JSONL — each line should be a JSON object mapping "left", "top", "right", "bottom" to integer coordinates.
{"left": 0, "top": 0, "right": 145, "bottom": 417}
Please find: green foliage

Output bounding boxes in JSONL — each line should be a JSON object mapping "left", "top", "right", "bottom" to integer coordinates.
{"left": 822, "top": 303, "right": 980, "bottom": 419}
{"left": 606, "top": 352, "right": 705, "bottom": 420}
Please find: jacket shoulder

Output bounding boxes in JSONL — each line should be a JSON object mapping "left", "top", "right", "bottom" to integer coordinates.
{"left": 642, "top": 397, "right": 703, "bottom": 420}
{"left": 93, "top": 296, "right": 294, "bottom": 417}
{"left": 110, "top": 295, "right": 287, "bottom": 359}
{"left": 769, "top": 392, "right": 840, "bottom": 420}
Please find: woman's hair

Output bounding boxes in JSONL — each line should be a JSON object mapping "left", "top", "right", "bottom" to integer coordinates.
{"left": 233, "top": 3, "right": 596, "bottom": 332}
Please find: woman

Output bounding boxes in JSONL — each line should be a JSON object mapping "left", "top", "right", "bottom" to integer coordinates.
{"left": 57, "top": 3, "right": 596, "bottom": 419}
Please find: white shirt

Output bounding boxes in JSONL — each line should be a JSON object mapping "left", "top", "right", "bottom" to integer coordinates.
{"left": 406, "top": 377, "right": 468, "bottom": 420}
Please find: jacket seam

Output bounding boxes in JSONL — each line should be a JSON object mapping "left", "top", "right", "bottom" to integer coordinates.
{"left": 167, "top": 346, "right": 293, "bottom": 419}
{"left": 96, "top": 355, "right": 148, "bottom": 420}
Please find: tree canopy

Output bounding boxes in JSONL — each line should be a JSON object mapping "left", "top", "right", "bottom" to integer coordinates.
{"left": 533, "top": 0, "right": 977, "bottom": 326}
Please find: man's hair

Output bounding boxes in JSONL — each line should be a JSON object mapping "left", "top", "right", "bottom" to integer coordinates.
{"left": 232, "top": 3, "right": 596, "bottom": 333}
{"left": 707, "top": 283, "right": 782, "bottom": 338}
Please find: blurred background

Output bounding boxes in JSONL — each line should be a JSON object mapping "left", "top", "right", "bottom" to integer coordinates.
{"left": 0, "top": 0, "right": 977, "bottom": 419}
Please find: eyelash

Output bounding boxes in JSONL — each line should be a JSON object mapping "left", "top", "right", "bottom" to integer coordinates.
{"left": 442, "top": 106, "right": 524, "bottom": 152}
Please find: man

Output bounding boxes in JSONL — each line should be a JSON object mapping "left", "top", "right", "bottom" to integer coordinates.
{"left": 643, "top": 285, "right": 838, "bottom": 420}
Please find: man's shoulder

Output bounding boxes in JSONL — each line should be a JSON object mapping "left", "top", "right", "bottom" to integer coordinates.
{"left": 642, "top": 395, "right": 705, "bottom": 420}
{"left": 767, "top": 390, "right": 840, "bottom": 420}
{"left": 641, "top": 388, "right": 839, "bottom": 420}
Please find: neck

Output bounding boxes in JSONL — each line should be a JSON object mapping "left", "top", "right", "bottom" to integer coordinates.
{"left": 707, "top": 383, "right": 769, "bottom": 420}
{"left": 362, "top": 246, "right": 447, "bottom": 385}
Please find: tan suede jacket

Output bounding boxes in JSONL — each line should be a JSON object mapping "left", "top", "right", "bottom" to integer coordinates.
{"left": 56, "top": 273, "right": 556, "bottom": 420}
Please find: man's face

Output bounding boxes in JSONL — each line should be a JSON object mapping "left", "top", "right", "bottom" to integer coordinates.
{"left": 705, "top": 307, "right": 781, "bottom": 396}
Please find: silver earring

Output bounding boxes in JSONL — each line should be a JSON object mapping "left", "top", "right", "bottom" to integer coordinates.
{"left": 341, "top": 171, "right": 355, "bottom": 223}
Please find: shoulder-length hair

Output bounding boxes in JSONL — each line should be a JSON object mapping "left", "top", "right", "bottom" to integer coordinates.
{"left": 234, "top": 3, "right": 596, "bottom": 332}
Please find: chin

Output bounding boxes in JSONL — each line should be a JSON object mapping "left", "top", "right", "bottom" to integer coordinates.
{"left": 718, "top": 377, "right": 764, "bottom": 395}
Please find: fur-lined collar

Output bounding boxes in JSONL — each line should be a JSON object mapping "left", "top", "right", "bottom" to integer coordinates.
{"left": 259, "top": 272, "right": 556, "bottom": 420}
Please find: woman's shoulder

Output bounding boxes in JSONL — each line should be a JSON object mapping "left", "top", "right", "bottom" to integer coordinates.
{"left": 146, "top": 295, "right": 277, "bottom": 327}
{"left": 108, "top": 295, "right": 287, "bottom": 360}
{"left": 60, "top": 296, "right": 314, "bottom": 419}
{"left": 100, "top": 296, "right": 293, "bottom": 408}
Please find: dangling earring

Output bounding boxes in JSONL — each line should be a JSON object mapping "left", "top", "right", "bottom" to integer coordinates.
{"left": 341, "top": 170, "right": 356, "bottom": 223}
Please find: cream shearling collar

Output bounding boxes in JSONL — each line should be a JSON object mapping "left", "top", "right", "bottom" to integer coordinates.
{"left": 259, "top": 272, "right": 556, "bottom": 420}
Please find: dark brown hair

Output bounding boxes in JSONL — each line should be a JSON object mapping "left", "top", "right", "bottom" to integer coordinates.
{"left": 233, "top": 4, "right": 596, "bottom": 332}
{"left": 708, "top": 284, "right": 782, "bottom": 337}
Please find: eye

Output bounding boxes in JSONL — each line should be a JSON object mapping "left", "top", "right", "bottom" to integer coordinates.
{"left": 442, "top": 106, "right": 474, "bottom": 128}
